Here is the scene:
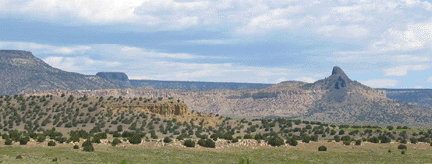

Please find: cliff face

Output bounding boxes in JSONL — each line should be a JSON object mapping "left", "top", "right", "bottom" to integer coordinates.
{"left": 108, "top": 103, "right": 189, "bottom": 116}
{"left": 0, "top": 50, "right": 120, "bottom": 95}
{"left": 96, "top": 72, "right": 133, "bottom": 88}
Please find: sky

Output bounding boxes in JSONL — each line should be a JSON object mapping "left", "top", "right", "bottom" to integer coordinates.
{"left": 1, "top": 0, "right": 432, "bottom": 88}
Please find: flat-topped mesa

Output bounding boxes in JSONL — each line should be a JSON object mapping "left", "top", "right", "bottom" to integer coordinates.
{"left": 96, "top": 72, "right": 133, "bottom": 88}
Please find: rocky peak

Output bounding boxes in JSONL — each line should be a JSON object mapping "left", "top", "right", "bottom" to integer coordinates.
{"left": 332, "top": 66, "right": 345, "bottom": 76}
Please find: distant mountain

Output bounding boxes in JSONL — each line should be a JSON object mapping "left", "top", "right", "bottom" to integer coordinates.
{"left": 0, "top": 50, "right": 120, "bottom": 95}
{"left": 28, "top": 66, "right": 432, "bottom": 127}
{"left": 130, "top": 80, "right": 272, "bottom": 90}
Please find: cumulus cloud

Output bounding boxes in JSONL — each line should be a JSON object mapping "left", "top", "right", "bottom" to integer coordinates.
{"left": 44, "top": 56, "right": 121, "bottom": 73}
{"left": 427, "top": 77, "right": 432, "bottom": 83}
{"left": 294, "top": 77, "right": 316, "bottom": 83}
{"left": 360, "top": 79, "right": 398, "bottom": 88}
{"left": 3, "top": 41, "right": 293, "bottom": 83}
{"left": 0, "top": 0, "right": 430, "bottom": 36}
{"left": 384, "top": 65, "right": 430, "bottom": 76}
{"left": 0, "top": 41, "right": 91, "bottom": 54}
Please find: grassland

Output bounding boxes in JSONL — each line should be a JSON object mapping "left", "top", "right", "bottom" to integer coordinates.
{"left": 1, "top": 141, "right": 432, "bottom": 164}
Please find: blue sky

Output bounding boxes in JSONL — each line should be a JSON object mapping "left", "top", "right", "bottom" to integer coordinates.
{"left": 1, "top": 0, "right": 432, "bottom": 88}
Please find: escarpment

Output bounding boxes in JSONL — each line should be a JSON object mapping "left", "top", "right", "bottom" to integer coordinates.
{"left": 107, "top": 103, "right": 189, "bottom": 116}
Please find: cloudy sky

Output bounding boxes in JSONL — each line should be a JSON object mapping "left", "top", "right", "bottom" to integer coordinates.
{"left": 1, "top": 0, "right": 432, "bottom": 88}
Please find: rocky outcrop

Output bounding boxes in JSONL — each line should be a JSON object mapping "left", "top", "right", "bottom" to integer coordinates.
{"left": 0, "top": 50, "right": 120, "bottom": 95}
{"left": 96, "top": 72, "right": 133, "bottom": 88}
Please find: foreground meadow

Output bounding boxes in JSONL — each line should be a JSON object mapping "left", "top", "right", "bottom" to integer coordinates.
{"left": 0, "top": 140, "right": 431, "bottom": 164}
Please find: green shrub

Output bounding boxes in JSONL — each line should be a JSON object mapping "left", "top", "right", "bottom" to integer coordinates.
{"left": 286, "top": 138, "right": 298, "bottom": 146}
{"left": 129, "top": 134, "right": 142, "bottom": 144}
{"left": 82, "top": 140, "right": 94, "bottom": 152}
{"left": 73, "top": 145, "right": 79, "bottom": 149}
{"left": 398, "top": 144, "right": 407, "bottom": 150}
{"left": 184, "top": 139, "right": 195, "bottom": 147}
{"left": 176, "top": 135, "right": 185, "bottom": 141}
{"left": 52, "top": 157, "right": 58, "bottom": 162}
{"left": 355, "top": 139, "right": 362, "bottom": 145}
{"left": 112, "top": 138, "right": 121, "bottom": 146}
{"left": 37, "top": 135, "right": 46, "bottom": 143}
{"left": 19, "top": 137, "right": 29, "bottom": 145}
{"left": 16, "top": 155, "right": 23, "bottom": 159}
{"left": 198, "top": 139, "right": 215, "bottom": 148}
{"left": 343, "top": 140, "right": 351, "bottom": 146}
{"left": 48, "top": 141, "right": 56, "bottom": 146}
{"left": 410, "top": 138, "right": 418, "bottom": 144}
{"left": 83, "top": 145, "right": 94, "bottom": 152}
{"left": 318, "top": 145, "right": 327, "bottom": 151}
{"left": 267, "top": 137, "right": 284, "bottom": 147}
{"left": 5, "top": 139, "right": 12, "bottom": 145}
{"left": 163, "top": 137, "right": 172, "bottom": 143}
{"left": 232, "top": 138, "right": 239, "bottom": 143}
{"left": 401, "top": 150, "right": 405, "bottom": 154}
{"left": 334, "top": 135, "right": 341, "bottom": 142}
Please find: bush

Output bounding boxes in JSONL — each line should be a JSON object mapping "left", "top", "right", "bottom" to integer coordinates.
{"left": 16, "top": 155, "right": 23, "bottom": 159}
{"left": 343, "top": 140, "right": 351, "bottom": 146}
{"left": 198, "top": 139, "right": 215, "bottom": 148}
{"left": 82, "top": 140, "right": 94, "bottom": 152}
{"left": 73, "top": 145, "right": 79, "bottom": 149}
{"left": 176, "top": 135, "right": 185, "bottom": 141}
{"left": 184, "top": 139, "right": 195, "bottom": 147}
{"left": 286, "top": 138, "right": 298, "bottom": 146}
{"left": 129, "top": 134, "right": 142, "bottom": 144}
{"left": 163, "top": 137, "right": 172, "bottom": 143}
{"left": 5, "top": 139, "right": 12, "bottom": 145}
{"left": 37, "top": 135, "right": 46, "bottom": 143}
{"left": 398, "top": 144, "right": 407, "bottom": 150}
{"left": 232, "top": 138, "right": 239, "bottom": 143}
{"left": 83, "top": 145, "right": 94, "bottom": 152}
{"left": 410, "top": 138, "right": 418, "bottom": 144}
{"left": 334, "top": 135, "right": 341, "bottom": 142}
{"left": 318, "top": 145, "right": 327, "bottom": 151}
{"left": 52, "top": 157, "right": 58, "bottom": 162}
{"left": 267, "top": 137, "right": 284, "bottom": 147}
{"left": 401, "top": 150, "right": 405, "bottom": 154}
{"left": 91, "top": 137, "right": 101, "bottom": 144}
{"left": 48, "top": 141, "right": 56, "bottom": 146}
{"left": 112, "top": 138, "right": 121, "bottom": 146}
{"left": 355, "top": 139, "right": 362, "bottom": 145}
{"left": 19, "top": 137, "right": 29, "bottom": 145}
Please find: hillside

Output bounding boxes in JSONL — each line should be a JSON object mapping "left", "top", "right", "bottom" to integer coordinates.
{"left": 0, "top": 50, "right": 120, "bottom": 95}
{"left": 26, "top": 67, "right": 432, "bottom": 127}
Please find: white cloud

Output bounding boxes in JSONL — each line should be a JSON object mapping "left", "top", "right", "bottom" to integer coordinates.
{"left": 119, "top": 45, "right": 201, "bottom": 59}
{"left": 1, "top": 0, "right": 432, "bottom": 37}
{"left": 5, "top": 41, "right": 293, "bottom": 83}
{"left": 384, "top": 65, "right": 430, "bottom": 76}
{"left": 44, "top": 56, "right": 121, "bottom": 73}
{"left": 360, "top": 79, "right": 398, "bottom": 88}
{"left": 0, "top": 41, "right": 91, "bottom": 54}
{"left": 427, "top": 77, "right": 432, "bottom": 83}
{"left": 294, "top": 77, "right": 316, "bottom": 83}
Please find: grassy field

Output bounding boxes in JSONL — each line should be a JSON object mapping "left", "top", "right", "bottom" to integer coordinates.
{"left": 1, "top": 141, "right": 432, "bottom": 163}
